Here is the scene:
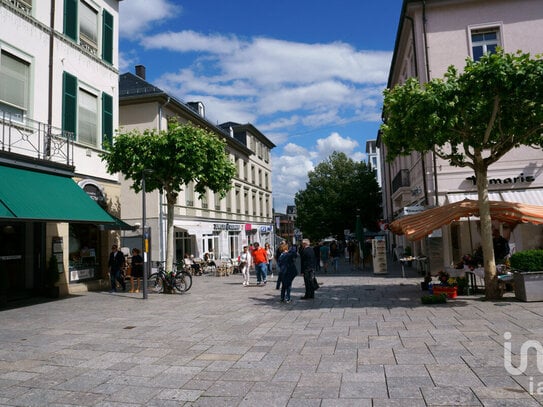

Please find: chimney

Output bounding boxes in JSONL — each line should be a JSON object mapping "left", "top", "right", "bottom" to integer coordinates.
{"left": 135, "top": 65, "right": 146, "bottom": 80}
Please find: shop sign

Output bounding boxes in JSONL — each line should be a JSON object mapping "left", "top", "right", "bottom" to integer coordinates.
{"left": 466, "top": 173, "right": 535, "bottom": 186}
{"left": 213, "top": 223, "right": 242, "bottom": 231}
{"left": 403, "top": 205, "right": 426, "bottom": 216}
{"left": 260, "top": 225, "right": 272, "bottom": 233}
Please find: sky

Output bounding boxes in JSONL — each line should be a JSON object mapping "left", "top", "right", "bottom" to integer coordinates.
{"left": 118, "top": 0, "right": 404, "bottom": 213}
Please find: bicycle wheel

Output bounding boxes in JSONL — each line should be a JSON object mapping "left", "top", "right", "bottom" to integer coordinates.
{"left": 174, "top": 271, "right": 192, "bottom": 292}
{"left": 147, "top": 273, "right": 164, "bottom": 293}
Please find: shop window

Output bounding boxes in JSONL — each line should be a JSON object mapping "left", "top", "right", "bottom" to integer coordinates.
{"left": 69, "top": 223, "right": 100, "bottom": 281}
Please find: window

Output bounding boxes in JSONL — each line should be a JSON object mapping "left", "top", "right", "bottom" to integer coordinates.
{"left": 64, "top": 0, "right": 114, "bottom": 63}
{"left": 79, "top": 1, "right": 98, "bottom": 54}
{"left": 62, "top": 72, "right": 113, "bottom": 148}
{"left": 185, "top": 182, "right": 194, "bottom": 206}
{"left": 0, "top": 51, "right": 30, "bottom": 122}
{"left": 78, "top": 89, "right": 97, "bottom": 146}
{"left": 471, "top": 29, "right": 499, "bottom": 61}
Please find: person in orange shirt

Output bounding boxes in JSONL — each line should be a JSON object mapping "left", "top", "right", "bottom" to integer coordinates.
{"left": 251, "top": 242, "right": 268, "bottom": 285}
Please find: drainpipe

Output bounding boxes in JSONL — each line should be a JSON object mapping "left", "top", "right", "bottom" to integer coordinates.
{"left": 158, "top": 96, "right": 171, "bottom": 262}
{"left": 46, "top": 0, "right": 55, "bottom": 157}
{"left": 422, "top": 0, "right": 439, "bottom": 206}
{"left": 404, "top": 14, "right": 428, "bottom": 206}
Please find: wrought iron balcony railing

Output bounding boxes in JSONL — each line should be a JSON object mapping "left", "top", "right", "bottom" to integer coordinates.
{"left": 1, "top": 112, "right": 74, "bottom": 166}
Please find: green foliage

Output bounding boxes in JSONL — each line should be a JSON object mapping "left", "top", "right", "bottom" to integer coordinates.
{"left": 510, "top": 250, "right": 543, "bottom": 272}
{"left": 294, "top": 152, "right": 381, "bottom": 241}
{"left": 101, "top": 119, "right": 236, "bottom": 200}
{"left": 381, "top": 50, "right": 543, "bottom": 168}
{"left": 421, "top": 293, "right": 447, "bottom": 304}
{"left": 381, "top": 50, "right": 543, "bottom": 300}
{"left": 101, "top": 118, "right": 236, "bottom": 271}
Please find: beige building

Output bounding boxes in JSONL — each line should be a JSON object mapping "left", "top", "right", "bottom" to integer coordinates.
{"left": 379, "top": 0, "right": 543, "bottom": 270}
{"left": 119, "top": 67, "right": 275, "bottom": 265}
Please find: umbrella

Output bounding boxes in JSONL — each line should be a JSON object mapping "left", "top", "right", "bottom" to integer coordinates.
{"left": 389, "top": 199, "right": 543, "bottom": 241}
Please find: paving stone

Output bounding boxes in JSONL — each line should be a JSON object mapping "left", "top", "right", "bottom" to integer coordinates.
{"left": 2, "top": 260, "right": 543, "bottom": 406}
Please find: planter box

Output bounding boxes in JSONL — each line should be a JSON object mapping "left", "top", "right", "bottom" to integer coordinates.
{"left": 432, "top": 285, "right": 457, "bottom": 299}
{"left": 514, "top": 271, "right": 543, "bottom": 302}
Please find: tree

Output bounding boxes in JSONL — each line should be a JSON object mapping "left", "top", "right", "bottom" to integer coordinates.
{"left": 294, "top": 152, "right": 381, "bottom": 241}
{"left": 381, "top": 50, "right": 543, "bottom": 299}
{"left": 101, "top": 119, "right": 236, "bottom": 272}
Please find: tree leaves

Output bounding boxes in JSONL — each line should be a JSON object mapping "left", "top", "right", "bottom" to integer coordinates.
{"left": 294, "top": 152, "right": 381, "bottom": 240}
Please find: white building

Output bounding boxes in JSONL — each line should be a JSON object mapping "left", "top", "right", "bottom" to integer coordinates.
{"left": 379, "top": 0, "right": 543, "bottom": 269}
{"left": 119, "top": 67, "right": 275, "bottom": 264}
{"left": 0, "top": 0, "right": 123, "bottom": 300}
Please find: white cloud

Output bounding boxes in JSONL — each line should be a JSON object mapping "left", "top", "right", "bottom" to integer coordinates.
{"left": 119, "top": 1, "right": 181, "bottom": 39}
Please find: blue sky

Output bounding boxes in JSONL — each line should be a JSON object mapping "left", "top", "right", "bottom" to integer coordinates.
{"left": 119, "top": 0, "right": 403, "bottom": 213}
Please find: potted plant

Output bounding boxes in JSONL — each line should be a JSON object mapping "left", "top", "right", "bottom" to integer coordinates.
{"left": 510, "top": 249, "right": 543, "bottom": 302}
{"left": 44, "top": 254, "right": 60, "bottom": 298}
{"left": 431, "top": 270, "right": 458, "bottom": 298}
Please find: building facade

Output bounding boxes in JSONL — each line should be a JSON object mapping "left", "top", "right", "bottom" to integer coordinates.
{"left": 119, "top": 67, "right": 275, "bottom": 265}
{"left": 0, "top": 0, "right": 123, "bottom": 301}
{"left": 379, "top": 0, "right": 543, "bottom": 269}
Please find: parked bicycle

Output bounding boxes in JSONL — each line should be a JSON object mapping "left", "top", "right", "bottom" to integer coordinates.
{"left": 147, "top": 261, "right": 192, "bottom": 293}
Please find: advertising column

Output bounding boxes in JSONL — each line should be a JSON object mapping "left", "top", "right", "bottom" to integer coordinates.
{"left": 372, "top": 237, "right": 388, "bottom": 274}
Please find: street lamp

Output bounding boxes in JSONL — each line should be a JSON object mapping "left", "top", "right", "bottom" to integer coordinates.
{"left": 141, "top": 169, "right": 153, "bottom": 299}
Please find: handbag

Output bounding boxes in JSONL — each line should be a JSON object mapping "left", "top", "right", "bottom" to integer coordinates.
{"left": 312, "top": 277, "right": 320, "bottom": 290}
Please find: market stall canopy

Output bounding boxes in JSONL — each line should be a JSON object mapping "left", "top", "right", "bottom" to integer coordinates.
{"left": 389, "top": 199, "right": 543, "bottom": 241}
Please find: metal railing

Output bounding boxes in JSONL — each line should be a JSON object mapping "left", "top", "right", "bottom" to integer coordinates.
{"left": 1, "top": 112, "right": 74, "bottom": 166}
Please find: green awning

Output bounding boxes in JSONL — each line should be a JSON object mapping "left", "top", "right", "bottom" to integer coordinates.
{"left": 0, "top": 165, "right": 115, "bottom": 223}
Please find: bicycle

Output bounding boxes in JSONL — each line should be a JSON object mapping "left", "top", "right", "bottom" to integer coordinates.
{"left": 147, "top": 261, "right": 192, "bottom": 293}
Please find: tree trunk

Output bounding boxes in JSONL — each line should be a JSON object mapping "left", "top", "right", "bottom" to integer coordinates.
{"left": 474, "top": 165, "right": 501, "bottom": 299}
{"left": 165, "top": 191, "right": 176, "bottom": 273}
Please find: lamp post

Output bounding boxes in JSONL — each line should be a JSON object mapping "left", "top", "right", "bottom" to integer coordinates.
{"left": 141, "top": 169, "right": 153, "bottom": 299}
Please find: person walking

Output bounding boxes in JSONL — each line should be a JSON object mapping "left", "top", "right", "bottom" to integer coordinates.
{"left": 277, "top": 242, "right": 298, "bottom": 303}
{"left": 275, "top": 240, "right": 286, "bottom": 289}
{"left": 129, "top": 248, "right": 144, "bottom": 293}
{"left": 265, "top": 242, "right": 274, "bottom": 278}
{"left": 239, "top": 246, "right": 252, "bottom": 286}
{"left": 320, "top": 243, "right": 330, "bottom": 273}
{"left": 330, "top": 241, "right": 340, "bottom": 272}
{"left": 300, "top": 238, "right": 316, "bottom": 300}
{"left": 108, "top": 244, "right": 126, "bottom": 292}
{"left": 314, "top": 242, "right": 321, "bottom": 273}
{"left": 251, "top": 242, "right": 268, "bottom": 285}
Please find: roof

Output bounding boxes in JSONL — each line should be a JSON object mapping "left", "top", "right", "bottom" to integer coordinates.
{"left": 119, "top": 72, "right": 164, "bottom": 98}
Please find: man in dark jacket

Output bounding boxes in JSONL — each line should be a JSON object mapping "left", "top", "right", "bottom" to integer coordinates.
{"left": 108, "top": 244, "right": 126, "bottom": 292}
{"left": 300, "top": 238, "right": 316, "bottom": 299}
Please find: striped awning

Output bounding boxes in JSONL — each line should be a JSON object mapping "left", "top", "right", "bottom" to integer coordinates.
{"left": 389, "top": 199, "right": 543, "bottom": 241}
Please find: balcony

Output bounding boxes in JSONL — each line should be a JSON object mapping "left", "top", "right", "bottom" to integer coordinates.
{"left": 1, "top": 112, "right": 74, "bottom": 166}
{"left": 392, "top": 169, "right": 410, "bottom": 194}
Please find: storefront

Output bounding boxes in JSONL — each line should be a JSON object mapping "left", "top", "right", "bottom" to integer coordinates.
{"left": 0, "top": 165, "right": 121, "bottom": 301}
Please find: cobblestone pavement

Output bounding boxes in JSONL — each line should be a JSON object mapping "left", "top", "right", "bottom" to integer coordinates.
{"left": 1, "top": 258, "right": 543, "bottom": 406}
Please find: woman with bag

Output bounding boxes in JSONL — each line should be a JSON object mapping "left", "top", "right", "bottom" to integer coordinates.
{"left": 277, "top": 242, "right": 298, "bottom": 303}
{"left": 239, "top": 246, "right": 252, "bottom": 286}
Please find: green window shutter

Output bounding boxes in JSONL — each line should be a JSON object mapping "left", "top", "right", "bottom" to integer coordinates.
{"left": 102, "top": 10, "right": 113, "bottom": 64}
{"left": 101, "top": 92, "right": 113, "bottom": 147}
{"left": 62, "top": 72, "right": 77, "bottom": 139}
{"left": 64, "top": 0, "right": 78, "bottom": 41}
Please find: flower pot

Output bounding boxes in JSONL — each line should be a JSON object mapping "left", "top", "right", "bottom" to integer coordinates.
{"left": 513, "top": 271, "right": 543, "bottom": 302}
{"left": 432, "top": 285, "right": 457, "bottom": 299}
